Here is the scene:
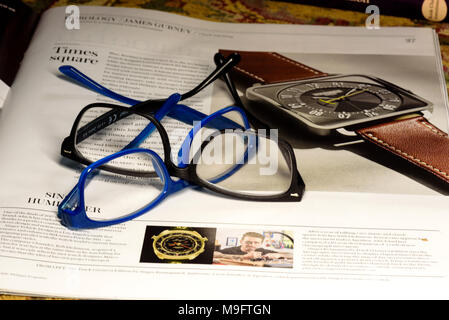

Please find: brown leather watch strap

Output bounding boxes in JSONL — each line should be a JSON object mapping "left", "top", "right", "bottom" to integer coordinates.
{"left": 219, "top": 50, "right": 449, "bottom": 187}
{"left": 356, "top": 115, "right": 449, "bottom": 184}
{"left": 219, "top": 50, "right": 327, "bottom": 86}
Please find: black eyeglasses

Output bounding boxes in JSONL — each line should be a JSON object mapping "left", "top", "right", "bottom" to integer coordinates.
{"left": 60, "top": 52, "right": 242, "bottom": 167}
{"left": 58, "top": 94, "right": 305, "bottom": 229}
{"left": 57, "top": 52, "right": 306, "bottom": 229}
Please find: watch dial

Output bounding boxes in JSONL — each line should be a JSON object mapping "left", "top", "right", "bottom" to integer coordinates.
{"left": 154, "top": 231, "right": 205, "bottom": 259}
{"left": 277, "top": 81, "right": 403, "bottom": 122}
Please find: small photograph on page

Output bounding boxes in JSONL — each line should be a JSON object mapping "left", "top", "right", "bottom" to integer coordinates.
{"left": 139, "top": 225, "right": 216, "bottom": 264}
{"left": 213, "top": 228, "right": 294, "bottom": 268}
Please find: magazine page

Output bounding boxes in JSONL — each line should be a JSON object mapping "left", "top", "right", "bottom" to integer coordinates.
{"left": 0, "top": 5, "right": 448, "bottom": 299}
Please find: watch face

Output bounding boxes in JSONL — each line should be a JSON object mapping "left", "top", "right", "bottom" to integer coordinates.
{"left": 152, "top": 230, "right": 207, "bottom": 260}
{"left": 279, "top": 81, "right": 402, "bottom": 120}
{"left": 247, "top": 75, "right": 431, "bottom": 134}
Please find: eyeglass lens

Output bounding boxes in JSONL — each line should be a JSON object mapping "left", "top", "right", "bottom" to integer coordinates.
{"left": 195, "top": 131, "right": 293, "bottom": 196}
{"left": 76, "top": 106, "right": 294, "bottom": 221}
{"left": 83, "top": 151, "right": 166, "bottom": 222}
{"left": 75, "top": 107, "right": 165, "bottom": 173}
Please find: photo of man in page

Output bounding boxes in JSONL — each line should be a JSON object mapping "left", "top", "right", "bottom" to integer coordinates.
{"left": 213, "top": 229, "right": 294, "bottom": 268}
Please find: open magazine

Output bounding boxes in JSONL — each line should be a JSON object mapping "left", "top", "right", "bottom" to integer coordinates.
{"left": 0, "top": 5, "right": 448, "bottom": 299}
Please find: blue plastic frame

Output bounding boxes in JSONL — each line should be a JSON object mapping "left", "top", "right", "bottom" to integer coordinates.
{"left": 57, "top": 59, "right": 306, "bottom": 229}
{"left": 58, "top": 105, "right": 255, "bottom": 229}
{"left": 58, "top": 121, "right": 306, "bottom": 230}
{"left": 58, "top": 94, "right": 259, "bottom": 229}
{"left": 59, "top": 65, "right": 207, "bottom": 127}
{"left": 59, "top": 65, "right": 248, "bottom": 165}
{"left": 58, "top": 148, "right": 189, "bottom": 229}
{"left": 59, "top": 58, "right": 241, "bottom": 128}
{"left": 124, "top": 96, "right": 250, "bottom": 153}
{"left": 177, "top": 105, "right": 252, "bottom": 167}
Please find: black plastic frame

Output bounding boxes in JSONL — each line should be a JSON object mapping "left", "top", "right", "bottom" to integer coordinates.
{"left": 62, "top": 104, "right": 305, "bottom": 202}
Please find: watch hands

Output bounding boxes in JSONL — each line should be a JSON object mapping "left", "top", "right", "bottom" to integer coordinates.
{"left": 319, "top": 89, "right": 368, "bottom": 105}
{"left": 169, "top": 242, "right": 192, "bottom": 249}
{"left": 344, "top": 87, "right": 358, "bottom": 96}
{"left": 311, "top": 88, "right": 357, "bottom": 100}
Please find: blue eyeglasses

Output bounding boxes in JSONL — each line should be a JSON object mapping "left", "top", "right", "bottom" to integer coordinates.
{"left": 59, "top": 53, "right": 245, "bottom": 168}
{"left": 58, "top": 54, "right": 305, "bottom": 229}
{"left": 58, "top": 93, "right": 305, "bottom": 229}
{"left": 58, "top": 52, "right": 241, "bottom": 128}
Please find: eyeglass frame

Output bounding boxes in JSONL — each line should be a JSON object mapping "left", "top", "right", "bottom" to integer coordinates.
{"left": 58, "top": 51, "right": 306, "bottom": 229}
{"left": 60, "top": 53, "right": 242, "bottom": 165}
{"left": 58, "top": 52, "right": 242, "bottom": 130}
{"left": 59, "top": 51, "right": 275, "bottom": 170}
{"left": 60, "top": 92, "right": 249, "bottom": 174}
{"left": 58, "top": 100, "right": 305, "bottom": 229}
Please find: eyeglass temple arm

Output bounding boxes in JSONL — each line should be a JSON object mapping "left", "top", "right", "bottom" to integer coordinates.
{"left": 122, "top": 93, "right": 181, "bottom": 149}
{"left": 62, "top": 67, "right": 244, "bottom": 145}
{"left": 120, "top": 53, "right": 243, "bottom": 150}
{"left": 213, "top": 52, "right": 271, "bottom": 130}
{"left": 74, "top": 100, "right": 247, "bottom": 148}
{"left": 124, "top": 95, "right": 250, "bottom": 150}
{"left": 213, "top": 52, "right": 243, "bottom": 107}
{"left": 59, "top": 53, "right": 240, "bottom": 121}
{"left": 180, "top": 52, "right": 241, "bottom": 101}
{"left": 59, "top": 65, "right": 140, "bottom": 105}
{"left": 59, "top": 65, "right": 190, "bottom": 124}
{"left": 60, "top": 57, "right": 243, "bottom": 143}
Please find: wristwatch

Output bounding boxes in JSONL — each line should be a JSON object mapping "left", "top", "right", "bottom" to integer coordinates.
{"left": 151, "top": 227, "right": 208, "bottom": 262}
{"left": 219, "top": 50, "right": 449, "bottom": 188}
